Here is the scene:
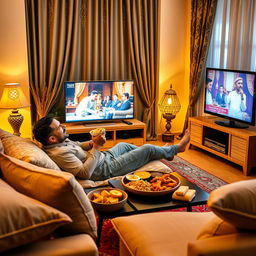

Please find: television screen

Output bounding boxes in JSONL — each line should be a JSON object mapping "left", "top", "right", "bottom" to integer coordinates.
{"left": 204, "top": 68, "right": 256, "bottom": 128}
{"left": 64, "top": 80, "right": 134, "bottom": 123}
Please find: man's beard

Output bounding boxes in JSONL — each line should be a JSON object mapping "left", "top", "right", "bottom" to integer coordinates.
{"left": 57, "top": 133, "right": 69, "bottom": 143}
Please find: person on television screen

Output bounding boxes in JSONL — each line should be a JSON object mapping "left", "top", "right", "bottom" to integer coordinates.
{"left": 102, "top": 95, "right": 112, "bottom": 108}
{"left": 33, "top": 116, "right": 190, "bottom": 181}
{"left": 215, "top": 85, "right": 227, "bottom": 107}
{"left": 116, "top": 92, "right": 131, "bottom": 110}
{"left": 206, "top": 78, "right": 213, "bottom": 105}
{"left": 75, "top": 90, "right": 98, "bottom": 117}
{"left": 226, "top": 77, "right": 247, "bottom": 119}
{"left": 104, "top": 93, "right": 131, "bottom": 119}
{"left": 110, "top": 94, "right": 121, "bottom": 109}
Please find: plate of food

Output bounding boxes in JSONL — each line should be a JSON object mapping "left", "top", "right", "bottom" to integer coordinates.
{"left": 87, "top": 188, "right": 128, "bottom": 213}
{"left": 122, "top": 171, "right": 180, "bottom": 196}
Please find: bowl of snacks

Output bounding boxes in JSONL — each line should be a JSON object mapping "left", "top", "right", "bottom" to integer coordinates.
{"left": 87, "top": 188, "right": 128, "bottom": 213}
{"left": 121, "top": 171, "right": 180, "bottom": 196}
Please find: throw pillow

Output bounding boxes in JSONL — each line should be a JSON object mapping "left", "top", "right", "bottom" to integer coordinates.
{"left": 197, "top": 215, "right": 238, "bottom": 239}
{"left": 0, "top": 152, "right": 97, "bottom": 239}
{"left": 0, "top": 178, "right": 71, "bottom": 253}
{"left": 208, "top": 179, "right": 256, "bottom": 230}
{"left": 0, "top": 129, "right": 60, "bottom": 170}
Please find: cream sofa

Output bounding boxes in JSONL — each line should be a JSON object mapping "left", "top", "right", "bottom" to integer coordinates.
{"left": 0, "top": 129, "right": 98, "bottom": 255}
{"left": 112, "top": 179, "right": 256, "bottom": 256}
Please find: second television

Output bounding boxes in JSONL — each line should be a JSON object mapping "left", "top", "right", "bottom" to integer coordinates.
{"left": 64, "top": 80, "right": 134, "bottom": 123}
{"left": 204, "top": 67, "right": 256, "bottom": 128}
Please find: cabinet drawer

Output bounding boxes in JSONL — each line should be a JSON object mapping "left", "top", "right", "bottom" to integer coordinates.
{"left": 230, "top": 136, "right": 247, "bottom": 162}
{"left": 190, "top": 123, "right": 203, "bottom": 144}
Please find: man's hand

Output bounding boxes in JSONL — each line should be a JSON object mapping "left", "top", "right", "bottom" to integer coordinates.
{"left": 91, "top": 134, "right": 106, "bottom": 149}
{"left": 239, "top": 88, "right": 244, "bottom": 95}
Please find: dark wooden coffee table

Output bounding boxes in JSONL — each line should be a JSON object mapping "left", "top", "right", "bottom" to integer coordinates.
{"left": 109, "top": 172, "right": 209, "bottom": 213}
{"left": 85, "top": 172, "right": 209, "bottom": 245}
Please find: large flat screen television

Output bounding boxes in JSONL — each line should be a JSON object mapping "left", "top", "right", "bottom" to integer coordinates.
{"left": 204, "top": 67, "right": 256, "bottom": 128}
{"left": 64, "top": 80, "right": 134, "bottom": 123}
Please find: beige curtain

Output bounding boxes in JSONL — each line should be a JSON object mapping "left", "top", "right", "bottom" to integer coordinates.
{"left": 125, "top": 0, "right": 160, "bottom": 140}
{"left": 196, "top": 0, "right": 256, "bottom": 117}
{"left": 207, "top": 0, "right": 256, "bottom": 70}
{"left": 180, "top": 0, "right": 217, "bottom": 136}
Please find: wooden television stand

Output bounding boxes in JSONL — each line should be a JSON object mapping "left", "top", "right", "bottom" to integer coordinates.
{"left": 189, "top": 116, "right": 256, "bottom": 176}
{"left": 64, "top": 119, "right": 146, "bottom": 150}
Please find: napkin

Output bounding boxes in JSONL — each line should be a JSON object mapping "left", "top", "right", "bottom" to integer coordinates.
{"left": 175, "top": 185, "right": 189, "bottom": 196}
{"left": 172, "top": 189, "right": 196, "bottom": 202}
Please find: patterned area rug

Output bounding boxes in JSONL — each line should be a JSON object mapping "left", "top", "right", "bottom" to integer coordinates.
{"left": 99, "top": 156, "right": 227, "bottom": 256}
{"left": 161, "top": 156, "right": 227, "bottom": 192}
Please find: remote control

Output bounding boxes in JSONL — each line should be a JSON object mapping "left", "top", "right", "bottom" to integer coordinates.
{"left": 122, "top": 120, "right": 133, "bottom": 125}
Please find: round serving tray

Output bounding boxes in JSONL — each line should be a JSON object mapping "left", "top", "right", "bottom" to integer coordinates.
{"left": 121, "top": 171, "right": 180, "bottom": 197}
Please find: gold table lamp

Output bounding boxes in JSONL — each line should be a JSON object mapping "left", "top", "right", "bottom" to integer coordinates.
{"left": 0, "top": 83, "right": 30, "bottom": 136}
{"left": 158, "top": 84, "right": 181, "bottom": 142}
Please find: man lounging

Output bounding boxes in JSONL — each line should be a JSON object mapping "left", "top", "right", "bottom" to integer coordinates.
{"left": 33, "top": 116, "right": 190, "bottom": 181}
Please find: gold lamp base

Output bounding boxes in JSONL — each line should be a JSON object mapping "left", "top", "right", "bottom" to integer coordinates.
{"left": 162, "top": 133, "right": 174, "bottom": 142}
{"left": 8, "top": 109, "right": 24, "bottom": 136}
{"left": 162, "top": 113, "right": 176, "bottom": 142}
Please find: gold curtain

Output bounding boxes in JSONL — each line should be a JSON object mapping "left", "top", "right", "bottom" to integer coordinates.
{"left": 180, "top": 0, "right": 217, "bottom": 136}
{"left": 25, "top": 0, "right": 131, "bottom": 121}
{"left": 125, "top": 0, "right": 160, "bottom": 140}
{"left": 25, "top": 0, "right": 79, "bottom": 120}
{"left": 25, "top": 0, "right": 160, "bottom": 137}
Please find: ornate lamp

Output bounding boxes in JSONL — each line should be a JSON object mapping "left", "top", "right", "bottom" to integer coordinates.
{"left": 0, "top": 83, "right": 30, "bottom": 136}
{"left": 158, "top": 84, "right": 181, "bottom": 142}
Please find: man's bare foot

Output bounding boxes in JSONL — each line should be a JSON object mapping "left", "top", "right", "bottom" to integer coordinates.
{"left": 163, "top": 142, "right": 171, "bottom": 147}
{"left": 177, "top": 129, "right": 190, "bottom": 152}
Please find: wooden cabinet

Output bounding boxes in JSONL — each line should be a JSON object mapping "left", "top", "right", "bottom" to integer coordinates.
{"left": 64, "top": 119, "right": 146, "bottom": 150}
{"left": 189, "top": 116, "right": 256, "bottom": 175}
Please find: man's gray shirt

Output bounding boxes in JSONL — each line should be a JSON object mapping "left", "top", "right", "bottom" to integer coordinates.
{"left": 43, "top": 139, "right": 105, "bottom": 179}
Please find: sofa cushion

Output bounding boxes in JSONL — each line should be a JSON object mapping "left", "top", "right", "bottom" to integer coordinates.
{"left": 208, "top": 179, "right": 256, "bottom": 230}
{"left": 197, "top": 215, "right": 238, "bottom": 239}
{"left": 112, "top": 211, "right": 214, "bottom": 256}
{"left": 0, "top": 178, "right": 71, "bottom": 253}
{"left": 3, "top": 234, "right": 98, "bottom": 256}
{"left": 0, "top": 129, "right": 60, "bottom": 170}
{"left": 0, "top": 152, "right": 97, "bottom": 239}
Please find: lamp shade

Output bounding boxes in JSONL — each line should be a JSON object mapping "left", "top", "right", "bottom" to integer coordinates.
{"left": 0, "top": 83, "right": 30, "bottom": 109}
{"left": 158, "top": 84, "right": 181, "bottom": 115}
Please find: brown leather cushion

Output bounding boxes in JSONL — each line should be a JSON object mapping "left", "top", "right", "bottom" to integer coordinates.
{"left": 0, "top": 179, "right": 71, "bottom": 253}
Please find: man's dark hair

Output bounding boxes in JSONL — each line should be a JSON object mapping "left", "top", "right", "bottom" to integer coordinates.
{"left": 207, "top": 78, "right": 212, "bottom": 84}
{"left": 33, "top": 116, "right": 54, "bottom": 145}
{"left": 90, "top": 90, "right": 98, "bottom": 95}
{"left": 123, "top": 92, "right": 129, "bottom": 99}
